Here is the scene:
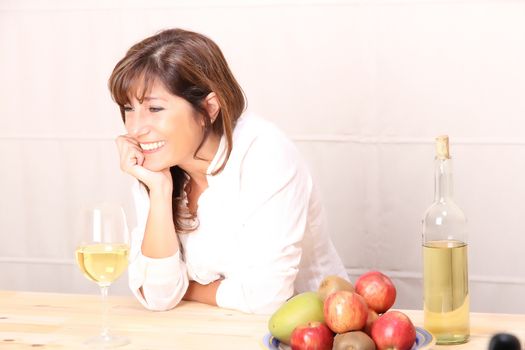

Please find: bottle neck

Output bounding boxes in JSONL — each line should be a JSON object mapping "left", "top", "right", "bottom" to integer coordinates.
{"left": 434, "top": 158, "right": 454, "bottom": 202}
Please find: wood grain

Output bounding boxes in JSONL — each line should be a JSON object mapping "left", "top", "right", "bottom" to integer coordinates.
{"left": 0, "top": 291, "right": 523, "bottom": 349}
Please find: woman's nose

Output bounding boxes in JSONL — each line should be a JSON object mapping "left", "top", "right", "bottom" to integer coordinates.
{"left": 126, "top": 114, "right": 150, "bottom": 138}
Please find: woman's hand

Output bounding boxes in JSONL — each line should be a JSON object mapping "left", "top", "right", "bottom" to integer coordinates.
{"left": 116, "top": 135, "right": 173, "bottom": 194}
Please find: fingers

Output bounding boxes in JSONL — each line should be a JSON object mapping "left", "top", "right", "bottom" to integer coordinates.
{"left": 116, "top": 135, "right": 144, "bottom": 174}
{"left": 115, "top": 135, "right": 173, "bottom": 192}
{"left": 129, "top": 164, "right": 151, "bottom": 182}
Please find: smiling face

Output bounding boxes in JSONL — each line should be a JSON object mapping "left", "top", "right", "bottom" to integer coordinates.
{"left": 123, "top": 80, "right": 208, "bottom": 172}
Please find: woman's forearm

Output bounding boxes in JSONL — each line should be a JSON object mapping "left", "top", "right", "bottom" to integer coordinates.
{"left": 183, "top": 280, "right": 221, "bottom": 306}
{"left": 141, "top": 187, "right": 179, "bottom": 258}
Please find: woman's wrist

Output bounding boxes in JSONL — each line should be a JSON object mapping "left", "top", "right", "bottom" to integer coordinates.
{"left": 148, "top": 180, "right": 173, "bottom": 200}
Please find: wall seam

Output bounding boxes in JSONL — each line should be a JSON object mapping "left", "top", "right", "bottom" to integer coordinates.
{"left": 2, "top": 135, "right": 525, "bottom": 145}
{"left": 1, "top": 258, "right": 523, "bottom": 285}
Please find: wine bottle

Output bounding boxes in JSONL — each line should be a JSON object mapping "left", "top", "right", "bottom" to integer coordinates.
{"left": 422, "top": 135, "right": 470, "bottom": 344}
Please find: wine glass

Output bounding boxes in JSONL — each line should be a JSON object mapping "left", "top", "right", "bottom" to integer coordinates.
{"left": 75, "top": 202, "right": 130, "bottom": 347}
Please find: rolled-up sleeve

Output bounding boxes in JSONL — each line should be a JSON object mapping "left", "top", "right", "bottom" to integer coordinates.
{"left": 127, "top": 182, "right": 189, "bottom": 311}
{"left": 216, "top": 131, "right": 311, "bottom": 314}
{"left": 128, "top": 241, "right": 189, "bottom": 311}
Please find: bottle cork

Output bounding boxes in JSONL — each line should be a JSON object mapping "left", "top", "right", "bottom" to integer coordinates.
{"left": 435, "top": 135, "right": 450, "bottom": 159}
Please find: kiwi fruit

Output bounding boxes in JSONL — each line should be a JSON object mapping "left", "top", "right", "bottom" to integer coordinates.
{"left": 333, "top": 331, "right": 376, "bottom": 350}
{"left": 318, "top": 275, "right": 354, "bottom": 301}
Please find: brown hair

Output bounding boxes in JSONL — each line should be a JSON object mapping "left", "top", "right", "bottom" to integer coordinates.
{"left": 108, "top": 28, "right": 245, "bottom": 233}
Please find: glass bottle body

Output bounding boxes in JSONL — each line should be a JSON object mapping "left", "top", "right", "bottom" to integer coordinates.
{"left": 422, "top": 146, "right": 470, "bottom": 345}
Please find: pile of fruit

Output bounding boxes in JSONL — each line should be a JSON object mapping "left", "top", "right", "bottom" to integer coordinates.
{"left": 268, "top": 271, "right": 416, "bottom": 350}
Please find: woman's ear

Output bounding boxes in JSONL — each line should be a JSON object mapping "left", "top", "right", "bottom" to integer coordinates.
{"left": 204, "top": 92, "right": 220, "bottom": 123}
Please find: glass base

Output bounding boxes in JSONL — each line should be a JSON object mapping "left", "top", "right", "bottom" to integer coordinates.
{"left": 435, "top": 334, "right": 470, "bottom": 345}
{"left": 84, "top": 333, "right": 130, "bottom": 348}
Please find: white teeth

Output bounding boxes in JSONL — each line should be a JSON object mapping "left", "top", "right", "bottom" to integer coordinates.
{"left": 140, "top": 141, "right": 165, "bottom": 151}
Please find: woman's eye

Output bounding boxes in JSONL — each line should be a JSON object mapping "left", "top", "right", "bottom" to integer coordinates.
{"left": 123, "top": 106, "right": 133, "bottom": 112}
{"left": 149, "top": 107, "right": 164, "bottom": 113}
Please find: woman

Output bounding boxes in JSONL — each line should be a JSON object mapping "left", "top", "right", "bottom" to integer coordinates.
{"left": 109, "top": 28, "right": 347, "bottom": 314}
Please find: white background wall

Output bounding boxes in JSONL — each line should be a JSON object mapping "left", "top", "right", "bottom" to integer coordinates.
{"left": 1, "top": 0, "right": 524, "bottom": 314}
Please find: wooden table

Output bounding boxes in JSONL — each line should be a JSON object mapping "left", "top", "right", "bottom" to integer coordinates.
{"left": 0, "top": 290, "right": 524, "bottom": 349}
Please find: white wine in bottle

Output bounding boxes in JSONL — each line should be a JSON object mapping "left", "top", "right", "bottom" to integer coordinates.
{"left": 422, "top": 135, "right": 470, "bottom": 344}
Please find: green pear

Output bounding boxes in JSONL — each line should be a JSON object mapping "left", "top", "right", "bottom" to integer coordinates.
{"left": 268, "top": 291, "right": 324, "bottom": 344}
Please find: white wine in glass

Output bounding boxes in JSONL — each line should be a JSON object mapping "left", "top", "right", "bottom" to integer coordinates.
{"left": 75, "top": 202, "right": 130, "bottom": 347}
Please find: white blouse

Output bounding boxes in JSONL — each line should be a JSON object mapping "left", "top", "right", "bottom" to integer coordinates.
{"left": 128, "top": 113, "right": 347, "bottom": 314}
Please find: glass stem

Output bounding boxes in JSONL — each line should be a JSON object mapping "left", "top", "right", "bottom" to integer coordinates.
{"left": 100, "top": 285, "right": 110, "bottom": 339}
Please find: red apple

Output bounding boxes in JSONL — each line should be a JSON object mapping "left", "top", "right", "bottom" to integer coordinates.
{"left": 371, "top": 311, "right": 416, "bottom": 350}
{"left": 290, "top": 321, "right": 334, "bottom": 350}
{"left": 364, "top": 309, "right": 379, "bottom": 335}
{"left": 323, "top": 291, "right": 368, "bottom": 334}
{"left": 355, "top": 270, "right": 396, "bottom": 313}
